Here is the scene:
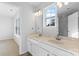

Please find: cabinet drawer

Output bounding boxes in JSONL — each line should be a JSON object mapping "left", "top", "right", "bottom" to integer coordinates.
{"left": 49, "top": 46, "right": 74, "bottom": 56}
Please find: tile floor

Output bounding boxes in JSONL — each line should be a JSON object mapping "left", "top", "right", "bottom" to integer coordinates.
{"left": 0, "top": 39, "right": 19, "bottom": 56}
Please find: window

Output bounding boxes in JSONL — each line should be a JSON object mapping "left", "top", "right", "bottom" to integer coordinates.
{"left": 44, "top": 4, "right": 57, "bottom": 27}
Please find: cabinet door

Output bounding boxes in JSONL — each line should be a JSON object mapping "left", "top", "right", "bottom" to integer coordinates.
{"left": 48, "top": 53, "right": 57, "bottom": 56}
{"left": 39, "top": 47, "right": 49, "bottom": 56}
{"left": 31, "top": 42, "right": 35, "bottom": 55}
{"left": 31, "top": 42, "right": 40, "bottom": 56}
{"left": 27, "top": 40, "right": 32, "bottom": 53}
{"left": 29, "top": 39, "right": 57, "bottom": 56}
{"left": 31, "top": 41, "right": 50, "bottom": 56}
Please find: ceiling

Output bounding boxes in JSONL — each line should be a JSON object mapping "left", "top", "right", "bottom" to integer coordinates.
{"left": 0, "top": 3, "right": 19, "bottom": 18}
{"left": 6, "top": 2, "right": 53, "bottom": 10}
{"left": 27, "top": 2, "right": 42, "bottom": 8}
{"left": 57, "top": 2, "right": 79, "bottom": 17}
{"left": 27, "top": 2, "right": 53, "bottom": 9}
{"left": 0, "top": 2, "right": 52, "bottom": 18}
{"left": 24, "top": 2, "right": 79, "bottom": 17}
{"left": 0, "top": 2, "right": 79, "bottom": 18}
{"left": 27, "top": 2, "right": 79, "bottom": 17}
{"left": 6, "top": 2, "right": 50, "bottom": 7}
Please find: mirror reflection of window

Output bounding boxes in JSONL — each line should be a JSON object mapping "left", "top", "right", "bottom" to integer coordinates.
{"left": 45, "top": 4, "right": 57, "bottom": 26}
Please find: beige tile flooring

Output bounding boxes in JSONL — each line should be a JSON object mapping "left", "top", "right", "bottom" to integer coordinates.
{"left": 0, "top": 39, "right": 19, "bottom": 56}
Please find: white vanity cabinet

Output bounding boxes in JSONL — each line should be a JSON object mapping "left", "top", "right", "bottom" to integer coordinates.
{"left": 27, "top": 39, "right": 32, "bottom": 53}
{"left": 31, "top": 43, "right": 50, "bottom": 56}
{"left": 27, "top": 38, "right": 52, "bottom": 56}
{"left": 27, "top": 38, "right": 39, "bottom": 56}
{"left": 27, "top": 38, "right": 74, "bottom": 56}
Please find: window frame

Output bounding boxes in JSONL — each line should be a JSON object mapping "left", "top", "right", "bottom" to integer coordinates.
{"left": 43, "top": 3, "right": 57, "bottom": 27}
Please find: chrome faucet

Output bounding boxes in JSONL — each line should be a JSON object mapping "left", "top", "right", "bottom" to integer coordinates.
{"left": 38, "top": 33, "right": 42, "bottom": 37}
{"left": 56, "top": 34, "right": 61, "bottom": 40}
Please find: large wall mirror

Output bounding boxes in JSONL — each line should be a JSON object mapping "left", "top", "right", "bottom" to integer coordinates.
{"left": 43, "top": 2, "right": 79, "bottom": 38}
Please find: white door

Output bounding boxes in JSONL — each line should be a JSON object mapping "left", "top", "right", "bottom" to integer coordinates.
{"left": 39, "top": 47, "right": 50, "bottom": 56}
{"left": 68, "top": 12, "right": 78, "bottom": 38}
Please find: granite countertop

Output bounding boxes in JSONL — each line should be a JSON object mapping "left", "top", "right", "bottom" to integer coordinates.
{"left": 28, "top": 33, "right": 79, "bottom": 55}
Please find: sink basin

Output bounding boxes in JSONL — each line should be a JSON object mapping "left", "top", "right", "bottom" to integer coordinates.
{"left": 34, "top": 34, "right": 42, "bottom": 37}
{"left": 48, "top": 39, "right": 64, "bottom": 44}
{"left": 34, "top": 35, "right": 39, "bottom": 38}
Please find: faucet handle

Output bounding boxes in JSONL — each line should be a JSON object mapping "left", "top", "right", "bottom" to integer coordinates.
{"left": 56, "top": 36, "right": 61, "bottom": 40}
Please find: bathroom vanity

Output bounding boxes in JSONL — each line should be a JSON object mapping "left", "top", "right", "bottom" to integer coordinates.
{"left": 27, "top": 33, "right": 79, "bottom": 56}
{"left": 27, "top": 3, "right": 79, "bottom": 56}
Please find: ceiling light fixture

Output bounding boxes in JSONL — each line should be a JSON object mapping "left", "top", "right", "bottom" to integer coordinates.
{"left": 57, "top": 2, "right": 63, "bottom": 8}
{"left": 34, "top": 10, "right": 42, "bottom": 16}
{"left": 64, "top": 2, "right": 69, "bottom": 5}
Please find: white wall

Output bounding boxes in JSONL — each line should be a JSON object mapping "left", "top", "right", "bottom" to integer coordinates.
{"left": 68, "top": 12, "right": 79, "bottom": 38}
{"left": 0, "top": 3, "right": 18, "bottom": 40}
{"left": 18, "top": 5, "right": 34, "bottom": 54}
{"left": 0, "top": 15, "right": 13, "bottom": 40}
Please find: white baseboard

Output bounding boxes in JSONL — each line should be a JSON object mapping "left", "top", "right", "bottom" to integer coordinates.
{"left": 0, "top": 36, "right": 13, "bottom": 40}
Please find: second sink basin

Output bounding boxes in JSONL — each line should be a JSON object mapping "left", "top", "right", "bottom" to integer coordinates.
{"left": 47, "top": 39, "right": 65, "bottom": 44}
